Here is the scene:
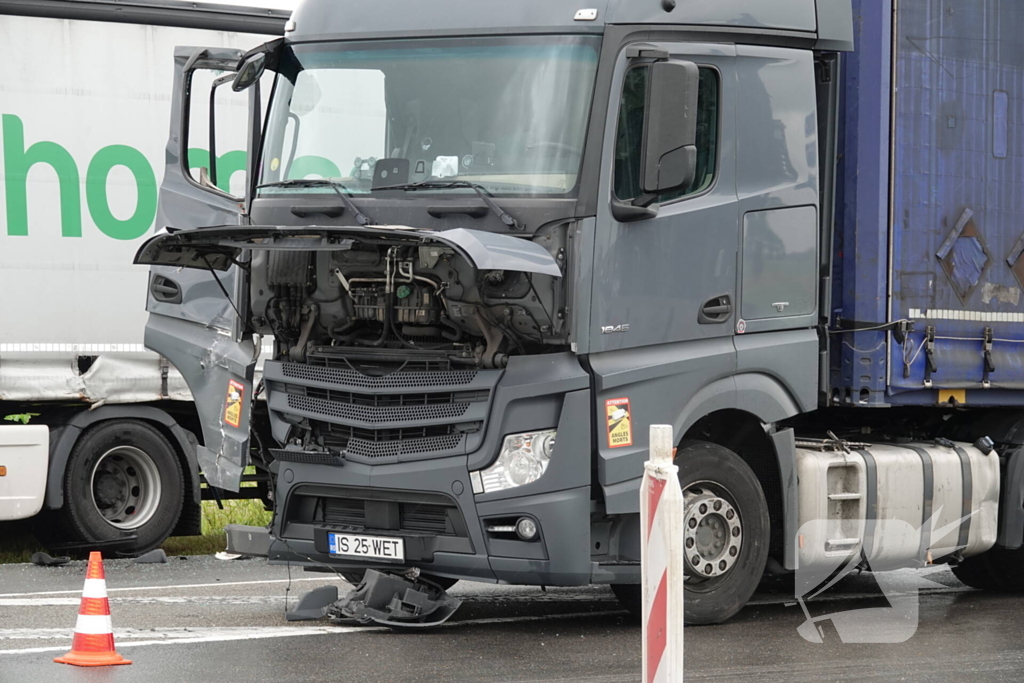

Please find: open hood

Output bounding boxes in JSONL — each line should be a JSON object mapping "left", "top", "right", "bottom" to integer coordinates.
{"left": 134, "top": 225, "right": 562, "bottom": 278}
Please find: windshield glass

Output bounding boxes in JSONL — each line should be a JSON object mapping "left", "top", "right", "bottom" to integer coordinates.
{"left": 259, "top": 36, "right": 600, "bottom": 197}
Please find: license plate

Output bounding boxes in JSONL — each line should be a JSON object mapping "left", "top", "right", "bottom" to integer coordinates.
{"left": 328, "top": 532, "right": 405, "bottom": 562}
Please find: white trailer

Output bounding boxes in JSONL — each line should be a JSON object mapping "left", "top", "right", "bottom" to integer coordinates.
{"left": 0, "top": 0, "right": 291, "bottom": 554}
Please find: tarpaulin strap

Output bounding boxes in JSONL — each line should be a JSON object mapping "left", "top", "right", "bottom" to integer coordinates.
{"left": 982, "top": 327, "right": 995, "bottom": 389}
{"left": 924, "top": 326, "right": 937, "bottom": 388}
{"left": 831, "top": 318, "right": 913, "bottom": 344}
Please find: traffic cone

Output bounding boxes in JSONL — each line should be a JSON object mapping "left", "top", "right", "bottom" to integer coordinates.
{"left": 54, "top": 551, "right": 131, "bottom": 667}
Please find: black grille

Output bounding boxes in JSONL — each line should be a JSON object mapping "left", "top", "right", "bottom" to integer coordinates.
{"left": 321, "top": 498, "right": 453, "bottom": 535}
{"left": 287, "top": 393, "right": 472, "bottom": 424}
{"left": 270, "top": 449, "right": 343, "bottom": 466}
{"left": 322, "top": 498, "right": 365, "bottom": 526}
{"left": 282, "top": 362, "right": 478, "bottom": 389}
{"left": 315, "top": 421, "right": 466, "bottom": 459}
{"left": 400, "top": 505, "right": 450, "bottom": 534}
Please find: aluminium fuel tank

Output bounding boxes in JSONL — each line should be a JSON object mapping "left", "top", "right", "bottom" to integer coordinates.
{"left": 795, "top": 440, "right": 999, "bottom": 570}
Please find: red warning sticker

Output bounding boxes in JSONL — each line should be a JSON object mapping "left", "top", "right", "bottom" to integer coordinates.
{"left": 223, "top": 379, "right": 245, "bottom": 428}
{"left": 605, "top": 397, "right": 633, "bottom": 449}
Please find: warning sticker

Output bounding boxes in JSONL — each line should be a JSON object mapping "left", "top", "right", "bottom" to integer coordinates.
{"left": 605, "top": 397, "right": 633, "bottom": 449}
{"left": 223, "top": 379, "right": 245, "bottom": 428}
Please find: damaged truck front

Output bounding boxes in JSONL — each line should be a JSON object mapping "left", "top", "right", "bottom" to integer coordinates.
{"left": 140, "top": 0, "right": 1024, "bottom": 627}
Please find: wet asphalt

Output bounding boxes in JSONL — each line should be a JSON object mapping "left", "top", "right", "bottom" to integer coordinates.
{"left": 0, "top": 555, "right": 1023, "bottom": 682}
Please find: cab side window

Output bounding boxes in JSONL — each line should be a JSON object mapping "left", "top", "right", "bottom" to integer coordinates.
{"left": 613, "top": 65, "right": 719, "bottom": 203}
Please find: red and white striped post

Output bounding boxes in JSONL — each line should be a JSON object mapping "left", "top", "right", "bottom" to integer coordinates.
{"left": 641, "top": 424, "right": 684, "bottom": 683}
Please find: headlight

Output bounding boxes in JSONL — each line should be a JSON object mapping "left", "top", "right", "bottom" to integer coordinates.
{"left": 471, "top": 430, "right": 556, "bottom": 494}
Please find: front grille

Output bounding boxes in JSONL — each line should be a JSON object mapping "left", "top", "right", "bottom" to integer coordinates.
{"left": 321, "top": 497, "right": 455, "bottom": 536}
{"left": 400, "top": 505, "right": 450, "bottom": 534}
{"left": 316, "top": 422, "right": 466, "bottom": 460}
{"left": 282, "top": 362, "right": 478, "bottom": 389}
{"left": 287, "top": 393, "right": 473, "bottom": 424}
{"left": 265, "top": 354, "right": 501, "bottom": 464}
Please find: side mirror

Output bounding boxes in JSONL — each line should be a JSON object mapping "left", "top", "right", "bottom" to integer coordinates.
{"left": 232, "top": 53, "right": 266, "bottom": 92}
{"left": 642, "top": 60, "right": 700, "bottom": 195}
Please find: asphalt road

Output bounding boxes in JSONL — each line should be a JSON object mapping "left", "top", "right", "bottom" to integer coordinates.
{"left": 1, "top": 556, "right": 1023, "bottom": 682}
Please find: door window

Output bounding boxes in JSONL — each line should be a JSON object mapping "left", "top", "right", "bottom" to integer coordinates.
{"left": 613, "top": 65, "right": 720, "bottom": 203}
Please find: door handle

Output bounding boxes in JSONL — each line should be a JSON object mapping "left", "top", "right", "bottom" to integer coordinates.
{"left": 698, "top": 295, "right": 732, "bottom": 324}
{"left": 151, "top": 275, "right": 182, "bottom": 304}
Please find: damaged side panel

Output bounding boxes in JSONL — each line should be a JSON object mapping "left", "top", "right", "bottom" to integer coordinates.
{"left": 145, "top": 315, "right": 256, "bottom": 491}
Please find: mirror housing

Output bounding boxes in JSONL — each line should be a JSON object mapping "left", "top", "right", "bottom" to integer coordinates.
{"left": 232, "top": 53, "right": 266, "bottom": 92}
{"left": 641, "top": 59, "right": 700, "bottom": 195}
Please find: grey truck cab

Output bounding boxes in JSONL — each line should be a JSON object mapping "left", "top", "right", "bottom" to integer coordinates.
{"left": 137, "top": 0, "right": 1024, "bottom": 624}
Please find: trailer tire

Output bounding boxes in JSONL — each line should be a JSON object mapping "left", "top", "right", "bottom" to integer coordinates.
{"left": 952, "top": 548, "right": 1024, "bottom": 592}
{"left": 611, "top": 440, "right": 770, "bottom": 625}
{"left": 40, "top": 420, "right": 184, "bottom": 556}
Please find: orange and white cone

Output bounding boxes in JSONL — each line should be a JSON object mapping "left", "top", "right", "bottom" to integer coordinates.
{"left": 54, "top": 551, "right": 131, "bottom": 667}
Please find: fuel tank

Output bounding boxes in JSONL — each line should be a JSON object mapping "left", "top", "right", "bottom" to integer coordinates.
{"left": 795, "top": 440, "right": 999, "bottom": 570}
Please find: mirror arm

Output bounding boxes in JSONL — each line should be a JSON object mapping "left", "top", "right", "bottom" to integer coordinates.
{"left": 633, "top": 192, "right": 659, "bottom": 208}
{"left": 611, "top": 199, "right": 659, "bottom": 223}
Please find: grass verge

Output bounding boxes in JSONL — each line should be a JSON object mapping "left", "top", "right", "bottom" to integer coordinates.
{"left": 0, "top": 500, "right": 272, "bottom": 564}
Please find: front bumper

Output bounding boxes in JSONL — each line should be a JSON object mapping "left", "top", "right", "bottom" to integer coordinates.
{"left": 266, "top": 351, "right": 594, "bottom": 585}
{"left": 269, "top": 455, "right": 592, "bottom": 585}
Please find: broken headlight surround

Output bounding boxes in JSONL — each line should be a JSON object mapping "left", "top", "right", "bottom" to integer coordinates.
{"left": 471, "top": 430, "right": 557, "bottom": 494}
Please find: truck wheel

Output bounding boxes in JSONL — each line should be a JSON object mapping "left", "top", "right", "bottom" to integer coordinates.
{"left": 611, "top": 441, "right": 770, "bottom": 625}
{"left": 953, "top": 548, "right": 1024, "bottom": 591}
{"left": 44, "top": 420, "right": 184, "bottom": 556}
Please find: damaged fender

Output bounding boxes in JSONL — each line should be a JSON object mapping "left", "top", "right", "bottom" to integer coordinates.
{"left": 144, "top": 315, "right": 256, "bottom": 491}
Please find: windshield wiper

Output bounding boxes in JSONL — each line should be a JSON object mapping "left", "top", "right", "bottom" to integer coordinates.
{"left": 372, "top": 180, "right": 522, "bottom": 230}
{"left": 256, "top": 178, "right": 373, "bottom": 226}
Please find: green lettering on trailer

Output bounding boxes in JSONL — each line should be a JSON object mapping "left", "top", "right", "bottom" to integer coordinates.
{"left": 2, "top": 114, "right": 82, "bottom": 237}
{"left": 86, "top": 145, "right": 158, "bottom": 241}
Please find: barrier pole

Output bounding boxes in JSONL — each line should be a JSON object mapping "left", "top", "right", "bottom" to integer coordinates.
{"left": 641, "top": 424, "right": 684, "bottom": 682}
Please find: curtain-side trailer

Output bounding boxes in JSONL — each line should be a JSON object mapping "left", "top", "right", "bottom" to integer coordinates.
{"left": 0, "top": 0, "right": 290, "bottom": 554}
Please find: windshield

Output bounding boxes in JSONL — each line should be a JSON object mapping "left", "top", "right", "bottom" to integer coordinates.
{"left": 259, "top": 36, "right": 600, "bottom": 197}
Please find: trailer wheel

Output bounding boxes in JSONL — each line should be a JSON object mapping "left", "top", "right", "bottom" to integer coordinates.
{"left": 953, "top": 548, "right": 1024, "bottom": 592}
{"left": 611, "top": 440, "right": 770, "bottom": 625}
{"left": 43, "top": 420, "right": 184, "bottom": 556}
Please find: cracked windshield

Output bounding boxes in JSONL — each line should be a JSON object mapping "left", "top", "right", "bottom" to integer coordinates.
{"left": 259, "top": 37, "right": 600, "bottom": 196}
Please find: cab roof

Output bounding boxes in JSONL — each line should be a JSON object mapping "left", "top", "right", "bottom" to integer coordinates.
{"left": 288, "top": 0, "right": 852, "bottom": 51}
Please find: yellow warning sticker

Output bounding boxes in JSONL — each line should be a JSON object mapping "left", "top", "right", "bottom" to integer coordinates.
{"left": 605, "top": 397, "right": 633, "bottom": 449}
{"left": 224, "top": 379, "right": 245, "bottom": 429}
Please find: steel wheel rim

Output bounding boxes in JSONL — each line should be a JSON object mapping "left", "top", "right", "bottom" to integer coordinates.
{"left": 682, "top": 480, "right": 743, "bottom": 588}
{"left": 89, "top": 446, "right": 162, "bottom": 529}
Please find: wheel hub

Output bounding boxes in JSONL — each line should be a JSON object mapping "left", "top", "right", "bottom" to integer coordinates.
{"left": 683, "top": 487, "right": 742, "bottom": 579}
{"left": 89, "top": 446, "right": 162, "bottom": 530}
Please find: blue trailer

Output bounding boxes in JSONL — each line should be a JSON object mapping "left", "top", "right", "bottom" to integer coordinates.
{"left": 836, "top": 0, "right": 1024, "bottom": 406}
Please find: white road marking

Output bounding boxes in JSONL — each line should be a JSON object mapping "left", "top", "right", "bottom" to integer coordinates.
{"left": 0, "top": 595, "right": 289, "bottom": 607}
{"left": 0, "top": 576, "right": 346, "bottom": 598}
{"left": 0, "top": 610, "right": 629, "bottom": 656}
{"left": 0, "top": 625, "right": 383, "bottom": 656}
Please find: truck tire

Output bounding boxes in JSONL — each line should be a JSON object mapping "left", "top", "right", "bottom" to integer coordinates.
{"left": 41, "top": 420, "right": 184, "bottom": 556}
{"left": 611, "top": 440, "right": 770, "bottom": 625}
{"left": 952, "top": 548, "right": 1024, "bottom": 592}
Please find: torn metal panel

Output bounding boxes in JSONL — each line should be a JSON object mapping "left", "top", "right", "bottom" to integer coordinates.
{"left": 144, "top": 315, "right": 256, "bottom": 491}
{"left": 0, "top": 353, "right": 190, "bottom": 403}
{"left": 135, "top": 225, "right": 562, "bottom": 277}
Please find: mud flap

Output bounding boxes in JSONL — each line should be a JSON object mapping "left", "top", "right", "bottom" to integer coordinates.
{"left": 329, "top": 569, "right": 462, "bottom": 628}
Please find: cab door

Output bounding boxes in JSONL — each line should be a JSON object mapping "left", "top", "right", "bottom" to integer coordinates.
{"left": 588, "top": 41, "right": 740, "bottom": 503}
{"left": 142, "top": 46, "right": 261, "bottom": 491}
